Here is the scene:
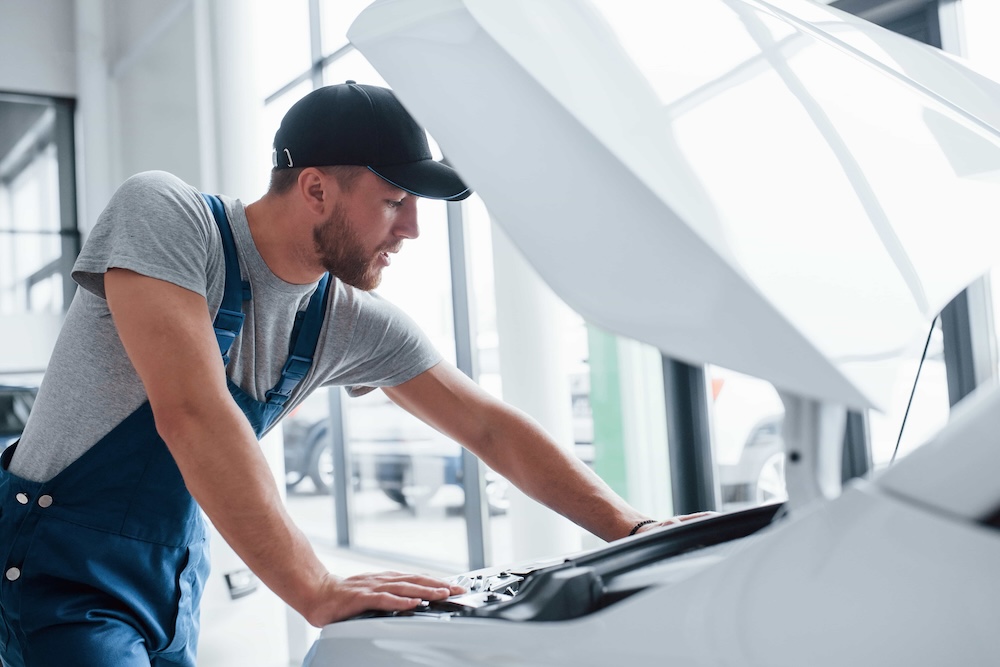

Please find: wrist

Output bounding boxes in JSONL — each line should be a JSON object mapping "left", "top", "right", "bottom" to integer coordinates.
{"left": 628, "top": 519, "right": 657, "bottom": 537}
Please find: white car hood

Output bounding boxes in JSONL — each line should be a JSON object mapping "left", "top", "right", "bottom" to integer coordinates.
{"left": 349, "top": 0, "right": 1000, "bottom": 411}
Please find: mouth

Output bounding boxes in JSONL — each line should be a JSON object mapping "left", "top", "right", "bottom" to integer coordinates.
{"left": 378, "top": 244, "right": 402, "bottom": 267}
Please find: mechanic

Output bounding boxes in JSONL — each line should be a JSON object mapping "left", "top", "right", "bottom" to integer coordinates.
{"left": 0, "top": 82, "right": 701, "bottom": 667}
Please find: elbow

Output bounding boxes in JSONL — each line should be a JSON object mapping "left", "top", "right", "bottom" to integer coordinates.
{"left": 148, "top": 392, "right": 231, "bottom": 451}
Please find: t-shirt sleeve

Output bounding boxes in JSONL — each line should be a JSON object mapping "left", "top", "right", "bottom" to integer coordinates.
{"left": 72, "top": 171, "right": 213, "bottom": 299}
{"left": 328, "top": 291, "right": 443, "bottom": 397}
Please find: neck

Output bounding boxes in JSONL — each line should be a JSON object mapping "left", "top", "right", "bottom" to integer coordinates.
{"left": 244, "top": 194, "right": 325, "bottom": 285}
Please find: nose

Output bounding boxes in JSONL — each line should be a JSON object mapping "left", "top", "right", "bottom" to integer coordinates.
{"left": 394, "top": 198, "right": 420, "bottom": 240}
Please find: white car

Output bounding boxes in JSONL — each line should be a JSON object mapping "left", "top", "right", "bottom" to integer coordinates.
{"left": 305, "top": 1, "right": 1000, "bottom": 665}
{"left": 710, "top": 367, "right": 786, "bottom": 507}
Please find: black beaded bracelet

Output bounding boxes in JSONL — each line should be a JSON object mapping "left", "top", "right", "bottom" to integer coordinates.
{"left": 628, "top": 519, "right": 657, "bottom": 536}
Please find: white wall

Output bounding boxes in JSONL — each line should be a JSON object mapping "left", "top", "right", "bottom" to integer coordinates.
{"left": 0, "top": 0, "right": 76, "bottom": 97}
{"left": 73, "top": 0, "right": 265, "bottom": 230}
{"left": 75, "top": 0, "right": 205, "bottom": 235}
{"left": 0, "top": 1, "right": 76, "bottom": 374}
{"left": 0, "top": 313, "right": 63, "bottom": 374}
{"left": 961, "top": 0, "right": 1000, "bottom": 80}
{"left": 112, "top": 5, "right": 202, "bottom": 186}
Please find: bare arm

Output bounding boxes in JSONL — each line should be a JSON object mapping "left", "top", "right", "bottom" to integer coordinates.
{"left": 384, "top": 361, "right": 685, "bottom": 542}
{"left": 105, "top": 269, "right": 462, "bottom": 625}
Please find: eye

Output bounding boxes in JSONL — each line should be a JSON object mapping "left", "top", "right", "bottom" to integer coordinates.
{"left": 386, "top": 198, "right": 404, "bottom": 209}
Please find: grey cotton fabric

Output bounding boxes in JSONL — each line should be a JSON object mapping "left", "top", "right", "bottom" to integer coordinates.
{"left": 10, "top": 171, "right": 442, "bottom": 482}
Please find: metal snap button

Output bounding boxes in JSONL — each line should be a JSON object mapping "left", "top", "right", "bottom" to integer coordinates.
{"left": 5, "top": 567, "right": 20, "bottom": 581}
{"left": 37, "top": 495, "right": 53, "bottom": 508}
{"left": 15, "top": 493, "right": 28, "bottom": 505}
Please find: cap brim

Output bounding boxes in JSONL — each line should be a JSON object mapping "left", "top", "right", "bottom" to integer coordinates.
{"left": 368, "top": 160, "right": 472, "bottom": 201}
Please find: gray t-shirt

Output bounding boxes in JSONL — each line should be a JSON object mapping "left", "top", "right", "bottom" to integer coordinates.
{"left": 11, "top": 170, "right": 441, "bottom": 482}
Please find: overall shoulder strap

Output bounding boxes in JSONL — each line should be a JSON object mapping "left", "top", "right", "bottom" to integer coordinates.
{"left": 201, "top": 193, "right": 251, "bottom": 365}
{"left": 264, "top": 273, "right": 331, "bottom": 407}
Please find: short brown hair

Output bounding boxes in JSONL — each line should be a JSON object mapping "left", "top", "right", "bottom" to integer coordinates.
{"left": 267, "top": 165, "right": 367, "bottom": 195}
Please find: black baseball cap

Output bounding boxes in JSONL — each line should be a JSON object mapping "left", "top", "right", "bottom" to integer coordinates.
{"left": 272, "top": 81, "right": 472, "bottom": 202}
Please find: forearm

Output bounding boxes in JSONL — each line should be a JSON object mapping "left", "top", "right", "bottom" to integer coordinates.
{"left": 384, "top": 364, "right": 652, "bottom": 542}
{"left": 158, "top": 394, "right": 463, "bottom": 625}
{"left": 107, "top": 269, "right": 459, "bottom": 625}
{"left": 156, "top": 395, "right": 331, "bottom": 622}
{"left": 475, "top": 404, "right": 649, "bottom": 542}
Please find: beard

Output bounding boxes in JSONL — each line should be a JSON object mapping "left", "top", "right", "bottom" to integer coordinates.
{"left": 313, "top": 204, "right": 392, "bottom": 291}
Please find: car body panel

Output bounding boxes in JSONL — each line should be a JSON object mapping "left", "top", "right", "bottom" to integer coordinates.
{"left": 348, "top": 0, "right": 1000, "bottom": 412}
{"left": 307, "top": 440, "right": 1000, "bottom": 666}
{"left": 299, "top": 1, "right": 1000, "bottom": 664}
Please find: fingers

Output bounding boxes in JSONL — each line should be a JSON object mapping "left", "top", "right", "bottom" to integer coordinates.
{"left": 311, "top": 570, "right": 467, "bottom": 625}
{"left": 371, "top": 580, "right": 452, "bottom": 601}
{"left": 368, "top": 591, "right": 427, "bottom": 611}
{"left": 353, "top": 573, "right": 454, "bottom": 601}
{"left": 367, "top": 572, "right": 467, "bottom": 597}
{"left": 381, "top": 572, "right": 466, "bottom": 592}
{"left": 661, "top": 511, "right": 715, "bottom": 526}
{"left": 633, "top": 511, "right": 718, "bottom": 535}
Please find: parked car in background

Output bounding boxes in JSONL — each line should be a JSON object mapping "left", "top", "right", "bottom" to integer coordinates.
{"left": 710, "top": 368, "right": 786, "bottom": 508}
{"left": 711, "top": 338, "right": 952, "bottom": 510}
{"left": 282, "top": 372, "right": 595, "bottom": 515}
{"left": 0, "top": 383, "right": 38, "bottom": 451}
{"left": 281, "top": 400, "right": 349, "bottom": 495}
{"left": 282, "top": 388, "right": 483, "bottom": 506}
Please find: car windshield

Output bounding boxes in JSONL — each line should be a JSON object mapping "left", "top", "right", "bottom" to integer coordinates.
{"left": 0, "top": 388, "right": 36, "bottom": 436}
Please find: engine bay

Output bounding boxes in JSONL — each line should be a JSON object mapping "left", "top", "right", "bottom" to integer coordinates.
{"left": 355, "top": 502, "right": 783, "bottom": 623}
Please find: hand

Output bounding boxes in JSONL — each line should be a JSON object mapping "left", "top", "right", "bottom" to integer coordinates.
{"left": 633, "top": 511, "right": 716, "bottom": 536}
{"left": 303, "top": 571, "right": 468, "bottom": 626}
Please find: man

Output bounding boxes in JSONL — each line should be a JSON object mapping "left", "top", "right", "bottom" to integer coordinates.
{"left": 0, "top": 82, "right": 699, "bottom": 667}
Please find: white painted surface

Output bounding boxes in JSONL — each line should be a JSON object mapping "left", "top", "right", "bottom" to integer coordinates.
{"left": 349, "top": 0, "right": 1000, "bottom": 413}
{"left": 0, "top": 0, "right": 76, "bottom": 97}
{"left": 0, "top": 312, "right": 63, "bottom": 374}
{"left": 960, "top": 0, "right": 1000, "bottom": 83}
{"left": 74, "top": 0, "right": 116, "bottom": 239}
{"left": 491, "top": 223, "right": 583, "bottom": 561}
{"left": 309, "top": 2, "right": 1000, "bottom": 665}
{"left": 305, "top": 390, "right": 1000, "bottom": 665}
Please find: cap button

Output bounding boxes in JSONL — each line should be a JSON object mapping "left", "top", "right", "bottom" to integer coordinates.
{"left": 345, "top": 80, "right": 356, "bottom": 84}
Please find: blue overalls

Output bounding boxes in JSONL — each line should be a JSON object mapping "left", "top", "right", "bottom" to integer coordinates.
{"left": 0, "top": 195, "right": 329, "bottom": 667}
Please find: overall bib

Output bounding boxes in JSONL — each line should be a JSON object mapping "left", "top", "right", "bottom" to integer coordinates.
{"left": 0, "top": 195, "right": 329, "bottom": 667}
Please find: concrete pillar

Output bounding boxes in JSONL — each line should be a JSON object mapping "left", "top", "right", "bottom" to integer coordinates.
{"left": 491, "top": 221, "right": 582, "bottom": 561}
{"left": 962, "top": 0, "right": 1000, "bottom": 73}
{"left": 617, "top": 338, "right": 673, "bottom": 518}
{"left": 196, "top": 0, "right": 267, "bottom": 200}
{"left": 945, "top": 0, "right": 1000, "bottom": 392}
{"left": 74, "top": 0, "right": 116, "bottom": 238}
{"left": 589, "top": 328, "right": 674, "bottom": 521}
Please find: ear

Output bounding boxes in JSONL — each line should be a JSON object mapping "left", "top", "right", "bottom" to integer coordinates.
{"left": 296, "top": 167, "right": 337, "bottom": 215}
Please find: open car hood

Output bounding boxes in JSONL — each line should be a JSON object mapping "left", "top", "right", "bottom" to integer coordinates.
{"left": 349, "top": 0, "right": 1000, "bottom": 411}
